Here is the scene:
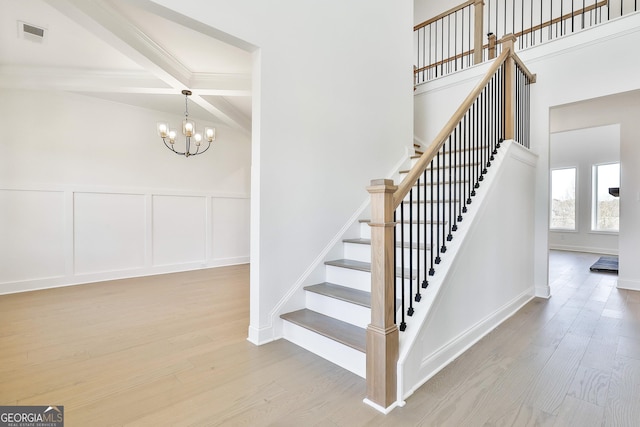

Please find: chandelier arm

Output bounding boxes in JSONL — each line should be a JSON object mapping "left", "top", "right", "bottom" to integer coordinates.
{"left": 195, "top": 141, "right": 212, "bottom": 155}
{"left": 162, "top": 138, "right": 186, "bottom": 156}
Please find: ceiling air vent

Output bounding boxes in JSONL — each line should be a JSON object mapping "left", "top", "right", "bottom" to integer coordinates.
{"left": 18, "top": 21, "right": 47, "bottom": 43}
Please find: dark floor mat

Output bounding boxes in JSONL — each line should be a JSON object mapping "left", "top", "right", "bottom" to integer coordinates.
{"left": 589, "top": 256, "right": 619, "bottom": 274}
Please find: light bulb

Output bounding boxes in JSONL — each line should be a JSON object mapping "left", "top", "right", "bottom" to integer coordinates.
{"left": 205, "top": 127, "right": 215, "bottom": 142}
{"left": 157, "top": 123, "right": 168, "bottom": 138}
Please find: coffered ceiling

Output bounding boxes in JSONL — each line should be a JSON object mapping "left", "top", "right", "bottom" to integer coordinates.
{"left": 0, "top": 0, "right": 253, "bottom": 133}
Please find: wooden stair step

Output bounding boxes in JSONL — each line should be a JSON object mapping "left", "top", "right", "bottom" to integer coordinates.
{"left": 280, "top": 309, "right": 366, "bottom": 352}
{"left": 414, "top": 180, "right": 469, "bottom": 186}
{"left": 400, "top": 162, "right": 480, "bottom": 174}
{"left": 342, "top": 238, "right": 430, "bottom": 250}
{"left": 325, "top": 258, "right": 417, "bottom": 279}
{"left": 410, "top": 146, "right": 489, "bottom": 159}
{"left": 304, "top": 282, "right": 370, "bottom": 308}
{"left": 325, "top": 258, "right": 371, "bottom": 272}
{"left": 359, "top": 219, "right": 447, "bottom": 225}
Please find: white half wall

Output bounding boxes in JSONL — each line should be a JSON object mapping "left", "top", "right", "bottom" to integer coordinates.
{"left": 398, "top": 141, "right": 537, "bottom": 403}
{"left": 0, "top": 89, "right": 251, "bottom": 294}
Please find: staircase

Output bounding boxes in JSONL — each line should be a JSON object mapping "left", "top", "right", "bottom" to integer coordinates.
{"left": 279, "top": 143, "right": 448, "bottom": 377}
{"left": 280, "top": 38, "right": 536, "bottom": 411}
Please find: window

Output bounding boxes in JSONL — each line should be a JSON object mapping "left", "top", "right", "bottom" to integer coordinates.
{"left": 550, "top": 167, "right": 576, "bottom": 230}
{"left": 592, "top": 162, "right": 620, "bottom": 232}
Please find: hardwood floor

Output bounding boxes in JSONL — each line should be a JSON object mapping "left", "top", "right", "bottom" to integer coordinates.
{"left": 1, "top": 251, "right": 639, "bottom": 426}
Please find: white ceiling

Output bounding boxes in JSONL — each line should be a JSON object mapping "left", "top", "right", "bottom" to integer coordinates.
{"left": 0, "top": 0, "right": 253, "bottom": 133}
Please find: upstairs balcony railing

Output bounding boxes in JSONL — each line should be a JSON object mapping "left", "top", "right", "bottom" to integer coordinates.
{"left": 367, "top": 35, "right": 535, "bottom": 411}
{"left": 415, "top": 0, "right": 638, "bottom": 83}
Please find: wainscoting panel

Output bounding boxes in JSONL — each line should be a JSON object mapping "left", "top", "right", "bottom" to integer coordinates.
{"left": 212, "top": 197, "right": 250, "bottom": 262}
{"left": 0, "top": 189, "right": 66, "bottom": 283}
{"left": 152, "top": 195, "right": 207, "bottom": 267}
{"left": 74, "top": 192, "right": 146, "bottom": 274}
{"left": 0, "top": 186, "right": 249, "bottom": 294}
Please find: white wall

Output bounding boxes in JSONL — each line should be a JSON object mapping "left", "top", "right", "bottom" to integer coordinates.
{"left": 0, "top": 88, "right": 251, "bottom": 294}
{"left": 549, "top": 125, "right": 620, "bottom": 255}
{"left": 549, "top": 91, "right": 640, "bottom": 290}
{"left": 151, "top": 0, "right": 415, "bottom": 344}
{"left": 518, "top": 13, "right": 640, "bottom": 295}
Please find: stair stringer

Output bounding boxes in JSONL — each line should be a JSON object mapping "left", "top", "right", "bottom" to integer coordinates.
{"left": 393, "top": 140, "right": 539, "bottom": 406}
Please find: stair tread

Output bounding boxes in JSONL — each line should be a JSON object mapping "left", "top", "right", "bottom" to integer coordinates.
{"left": 400, "top": 162, "right": 481, "bottom": 174}
{"left": 359, "top": 219, "right": 447, "bottom": 225}
{"left": 325, "top": 258, "right": 417, "bottom": 279}
{"left": 343, "top": 238, "right": 430, "bottom": 250}
{"left": 304, "top": 282, "right": 371, "bottom": 308}
{"left": 325, "top": 258, "right": 371, "bottom": 272}
{"left": 281, "top": 309, "right": 366, "bottom": 352}
{"left": 410, "top": 146, "right": 489, "bottom": 159}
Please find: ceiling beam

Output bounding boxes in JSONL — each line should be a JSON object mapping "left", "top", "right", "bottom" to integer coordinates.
{"left": 41, "top": 0, "right": 251, "bottom": 133}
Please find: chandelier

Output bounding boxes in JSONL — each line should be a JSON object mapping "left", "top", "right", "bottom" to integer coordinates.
{"left": 157, "top": 90, "right": 215, "bottom": 157}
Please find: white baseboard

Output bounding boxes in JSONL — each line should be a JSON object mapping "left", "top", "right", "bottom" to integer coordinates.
{"left": 617, "top": 278, "right": 640, "bottom": 291}
{"left": 0, "top": 257, "right": 249, "bottom": 296}
{"left": 549, "top": 244, "right": 618, "bottom": 256}
{"left": 402, "top": 290, "right": 534, "bottom": 400}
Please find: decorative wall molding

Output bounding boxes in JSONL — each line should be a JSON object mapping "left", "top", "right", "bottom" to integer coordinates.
{"left": 0, "top": 186, "right": 250, "bottom": 295}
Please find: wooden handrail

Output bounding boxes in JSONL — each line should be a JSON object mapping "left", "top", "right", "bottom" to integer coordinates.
{"left": 414, "top": 0, "right": 475, "bottom": 31}
{"left": 394, "top": 47, "right": 511, "bottom": 208}
{"left": 513, "top": 0, "right": 608, "bottom": 39}
{"left": 512, "top": 52, "right": 536, "bottom": 83}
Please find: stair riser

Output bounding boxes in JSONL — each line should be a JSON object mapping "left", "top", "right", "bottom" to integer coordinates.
{"left": 282, "top": 321, "right": 366, "bottom": 378}
{"left": 344, "top": 242, "right": 430, "bottom": 268}
{"left": 399, "top": 203, "right": 460, "bottom": 218}
{"left": 325, "top": 265, "right": 371, "bottom": 291}
{"left": 410, "top": 149, "right": 490, "bottom": 168}
{"left": 402, "top": 167, "right": 486, "bottom": 182}
{"left": 305, "top": 292, "right": 370, "bottom": 329}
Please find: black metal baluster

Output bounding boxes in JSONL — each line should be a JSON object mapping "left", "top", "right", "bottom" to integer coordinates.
{"left": 464, "top": 108, "right": 471, "bottom": 209}
{"left": 429, "top": 158, "right": 436, "bottom": 275}
{"left": 393, "top": 210, "right": 397, "bottom": 324}
{"left": 471, "top": 100, "right": 477, "bottom": 197}
{"left": 455, "top": 122, "right": 462, "bottom": 228}
{"left": 435, "top": 22, "right": 439, "bottom": 78}
{"left": 415, "top": 176, "right": 423, "bottom": 299}
{"left": 540, "top": 0, "right": 544, "bottom": 44}
{"left": 521, "top": 0, "right": 525, "bottom": 48}
{"left": 408, "top": 188, "right": 414, "bottom": 316}
{"left": 399, "top": 202, "right": 406, "bottom": 331}
{"left": 479, "top": 88, "right": 486, "bottom": 180}
{"left": 440, "top": 142, "right": 447, "bottom": 254}
{"left": 448, "top": 133, "right": 454, "bottom": 241}
{"left": 459, "top": 117, "right": 465, "bottom": 220}
{"left": 422, "top": 169, "right": 429, "bottom": 288}
{"left": 461, "top": 7, "right": 465, "bottom": 70}
{"left": 454, "top": 10, "right": 458, "bottom": 72}
{"left": 447, "top": 14, "right": 451, "bottom": 74}
{"left": 441, "top": 19, "right": 445, "bottom": 76}
{"left": 435, "top": 149, "right": 442, "bottom": 264}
